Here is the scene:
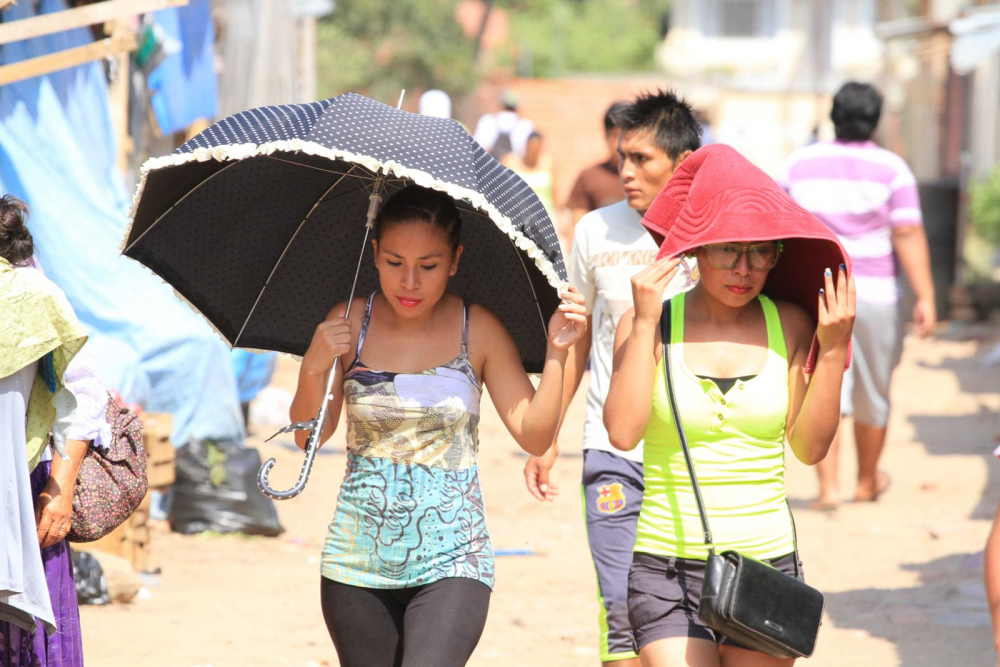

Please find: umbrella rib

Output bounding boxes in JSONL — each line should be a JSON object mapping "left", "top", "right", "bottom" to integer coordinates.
{"left": 316, "top": 179, "right": 376, "bottom": 205}
{"left": 232, "top": 166, "right": 358, "bottom": 347}
{"left": 124, "top": 161, "right": 241, "bottom": 254}
{"left": 454, "top": 203, "right": 550, "bottom": 356}
{"left": 264, "top": 155, "right": 378, "bottom": 180}
{"left": 261, "top": 157, "right": 408, "bottom": 186}
{"left": 454, "top": 203, "right": 492, "bottom": 220}
{"left": 507, "top": 236, "right": 549, "bottom": 352}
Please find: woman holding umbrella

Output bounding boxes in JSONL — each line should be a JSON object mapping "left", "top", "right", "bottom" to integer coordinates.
{"left": 604, "top": 145, "right": 855, "bottom": 666}
{"left": 291, "top": 184, "right": 586, "bottom": 666}
{"left": 121, "top": 92, "right": 587, "bottom": 664}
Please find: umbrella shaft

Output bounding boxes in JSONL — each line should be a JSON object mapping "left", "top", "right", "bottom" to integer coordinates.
{"left": 259, "top": 187, "right": 382, "bottom": 500}
{"left": 313, "top": 217, "right": 373, "bottom": 426}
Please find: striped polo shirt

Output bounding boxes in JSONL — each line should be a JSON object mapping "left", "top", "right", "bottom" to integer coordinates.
{"left": 777, "top": 140, "right": 923, "bottom": 304}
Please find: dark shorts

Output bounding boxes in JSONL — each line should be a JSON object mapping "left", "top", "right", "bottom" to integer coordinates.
{"left": 627, "top": 551, "right": 804, "bottom": 653}
{"left": 582, "top": 449, "right": 645, "bottom": 661}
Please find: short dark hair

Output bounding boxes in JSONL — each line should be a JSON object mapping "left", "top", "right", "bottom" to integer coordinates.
{"left": 0, "top": 194, "right": 34, "bottom": 265}
{"left": 611, "top": 89, "right": 702, "bottom": 160}
{"left": 375, "top": 184, "right": 461, "bottom": 251}
{"left": 831, "top": 82, "right": 883, "bottom": 141}
{"left": 603, "top": 101, "right": 629, "bottom": 134}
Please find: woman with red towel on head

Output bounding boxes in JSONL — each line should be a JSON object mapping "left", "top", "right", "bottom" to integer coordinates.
{"left": 604, "top": 144, "right": 855, "bottom": 666}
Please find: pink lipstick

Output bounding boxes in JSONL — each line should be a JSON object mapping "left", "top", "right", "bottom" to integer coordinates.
{"left": 397, "top": 296, "right": 422, "bottom": 308}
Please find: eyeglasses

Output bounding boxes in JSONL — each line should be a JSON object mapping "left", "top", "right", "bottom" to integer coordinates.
{"left": 703, "top": 242, "right": 783, "bottom": 271}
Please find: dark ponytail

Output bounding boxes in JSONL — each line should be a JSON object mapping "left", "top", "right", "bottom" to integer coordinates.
{"left": 0, "top": 194, "right": 34, "bottom": 265}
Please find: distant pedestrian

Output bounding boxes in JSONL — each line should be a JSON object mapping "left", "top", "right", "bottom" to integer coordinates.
{"left": 985, "top": 492, "right": 1000, "bottom": 663}
{"left": 503, "top": 131, "right": 556, "bottom": 222}
{"left": 565, "top": 102, "right": 628, "bottom": 231}
{"left": 419, "top": 89, "right": 452, "bottom": 119}
{"left": 472, "top": 90, "right": 534, "bottom": 161}
{"left": 1, "top": 194, "right": 109, "bottom": 667}
{"left": 693, "top": 108, "right": 717, "bottom": 145}
{"left": 779, "top": 81, "right": 936, "bottom": 509}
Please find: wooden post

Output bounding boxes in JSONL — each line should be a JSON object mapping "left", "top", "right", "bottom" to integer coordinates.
{"left": 106, "top": 18, "right": 133, "bottom": 179}
{"left": 0, "top": 0, "right": 188, "bottom": 45}
{"left": 296, "top": 15, "right": 317, "bottom": 103}
{"left": 0, "top": 30, "right": 137, "bottom": 86}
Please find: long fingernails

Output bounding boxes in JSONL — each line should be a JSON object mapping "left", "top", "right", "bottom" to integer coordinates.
{"left": 825, "top": 268, "right": 832, "bottom": 277}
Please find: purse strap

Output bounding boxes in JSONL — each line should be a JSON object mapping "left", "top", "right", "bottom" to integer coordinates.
{"left": 659, "top": 299, "right": 715, "bottom": 555}
{"left": 659, "top": 298, "right": 803, "bottom": 576}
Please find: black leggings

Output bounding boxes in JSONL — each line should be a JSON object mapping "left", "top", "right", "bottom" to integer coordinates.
{"left": 320, "top": 576, "right": 491, "bottom": 667}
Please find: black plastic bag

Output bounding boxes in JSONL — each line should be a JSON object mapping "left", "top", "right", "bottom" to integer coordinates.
{"left": 71, "top": 550, "right": 110, "bottom": 606}
{"left": 168, "top": 439, "right": 284, "bottom": 537}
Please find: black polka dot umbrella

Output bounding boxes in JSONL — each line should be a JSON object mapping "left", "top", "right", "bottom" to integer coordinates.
{"left": 122, "top": 92, "right": 567, "bottom": 500}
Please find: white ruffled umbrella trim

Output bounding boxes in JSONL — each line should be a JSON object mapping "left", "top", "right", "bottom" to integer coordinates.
{"left": 123, "top": 139, "right": 567, "bottom": 293}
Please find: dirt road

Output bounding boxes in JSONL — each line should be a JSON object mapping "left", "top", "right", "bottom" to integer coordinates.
{"left": 80, "top": 326, "right": 1000, "bottom": 666}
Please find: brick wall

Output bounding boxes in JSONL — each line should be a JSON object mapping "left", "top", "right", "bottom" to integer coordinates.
{"left": 458, "top": 76, "right": 831, "bottom": 209}
{"left": 461, "top": 76, "right": 677, "bottom": 207}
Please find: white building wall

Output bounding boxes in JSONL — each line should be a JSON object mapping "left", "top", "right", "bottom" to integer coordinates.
{"left": 658, "top": 0, "right": 882, "bottom": 85}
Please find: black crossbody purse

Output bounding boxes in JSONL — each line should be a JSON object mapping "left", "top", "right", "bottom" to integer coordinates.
{"left": 659, "top": 300, "right": 824, "bottom": 658}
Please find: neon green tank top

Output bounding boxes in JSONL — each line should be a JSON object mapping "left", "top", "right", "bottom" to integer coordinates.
{"left": 634, "top": 292, "right": 795, "bottom": 561}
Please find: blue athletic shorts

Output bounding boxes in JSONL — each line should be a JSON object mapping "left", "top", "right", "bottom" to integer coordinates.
{"left": 582, "top": 449, "right": 644, "bottom": 662}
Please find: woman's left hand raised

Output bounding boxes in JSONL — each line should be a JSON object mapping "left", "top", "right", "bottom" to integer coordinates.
{"left": 817, "top": 264, "right": 856, "bottom": 353}
{"left": 548, "top": 286, "right": 588, "bottom": 351}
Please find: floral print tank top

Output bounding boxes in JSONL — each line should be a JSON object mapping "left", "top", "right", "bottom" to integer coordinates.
{"left": 321, "top": 292, "right": 495, "bottom": 589}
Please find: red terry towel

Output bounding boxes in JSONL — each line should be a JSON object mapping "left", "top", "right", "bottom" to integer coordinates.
{"left": 642, "top": 143, "right": 852, "bottom": 373}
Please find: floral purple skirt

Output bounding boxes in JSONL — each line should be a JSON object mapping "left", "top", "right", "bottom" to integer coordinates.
{"left": 0, "top": 461, "right": 84, "bottom": 667}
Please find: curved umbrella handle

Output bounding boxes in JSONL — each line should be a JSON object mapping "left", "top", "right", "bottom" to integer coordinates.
{"left": 257, "top": 357, "right": 340, "bottom": 500}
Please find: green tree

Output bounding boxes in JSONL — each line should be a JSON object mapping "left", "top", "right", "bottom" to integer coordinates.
{"left": 316, "top": 0, "right": 481, "bottom": 104}
{"left": 316, "top": 0, "right": 671, "bottom": 104}
{"left": 970, "top": 165, "right": 1000, "bottom": 247}
{"left": 499, "top": 0, "right": 670, "bottom": 77}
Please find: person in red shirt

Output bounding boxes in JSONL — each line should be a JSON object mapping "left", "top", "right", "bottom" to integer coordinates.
{"left": 565, "top": 102, "right": 629, "bottom": 237}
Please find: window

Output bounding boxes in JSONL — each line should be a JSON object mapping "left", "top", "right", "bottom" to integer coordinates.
{"left": 702, "top": 0, "right": 777, "bottom": 38}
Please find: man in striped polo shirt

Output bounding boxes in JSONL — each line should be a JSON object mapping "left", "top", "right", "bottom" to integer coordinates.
{"left": 778, "top": 81, "right": 936, "bottom": 509}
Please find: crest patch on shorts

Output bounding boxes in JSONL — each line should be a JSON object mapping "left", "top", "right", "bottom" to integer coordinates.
{"left": 596, "top": 483, "right": 626, "bottom": 514}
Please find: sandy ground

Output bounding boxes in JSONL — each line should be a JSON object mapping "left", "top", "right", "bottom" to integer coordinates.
{"left": 78, "top": 324, "right": 1000, "bottom": 667}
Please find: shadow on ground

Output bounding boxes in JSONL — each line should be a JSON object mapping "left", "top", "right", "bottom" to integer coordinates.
{"left": 907, "top": 332, "right": 1000, "bottom": 520}
{"left": 907, "top": 410, "right": 1000, "bottom": 520}
{"left": 824, "top": 552, "right": 993, "bottom": 666}
{"left": 917, "top": 353, "right": 1000, "bottom": 397}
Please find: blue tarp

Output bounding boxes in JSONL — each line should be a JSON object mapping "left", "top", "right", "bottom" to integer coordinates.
{"left": 231, "top": 349, "right": 277, "bottom": 404}
{"left": 147, "top": 0, "right": 218, "bottom": 135}
{"left": 0, "top": 0, "right": 243, "bottom": 446}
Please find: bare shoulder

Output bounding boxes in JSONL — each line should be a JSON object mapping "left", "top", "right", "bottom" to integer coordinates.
{"left": 465, "top": 303, "right": 516, "bottom": 378}
{"left": 467, "top": 302, "right": 510, "bottom": 343}
{"left": 773, "top": 299, "right": 813, "bottom": 355}
{"left": 324, "top": 297, "right": 367, "bottom": 323}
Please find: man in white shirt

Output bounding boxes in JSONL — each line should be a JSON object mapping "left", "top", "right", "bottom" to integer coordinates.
{"left": 472, "top": 90, "right": 535, "bottom": 160}
{"left": 524, "top": 90, "right": 702, "bottom": 666}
